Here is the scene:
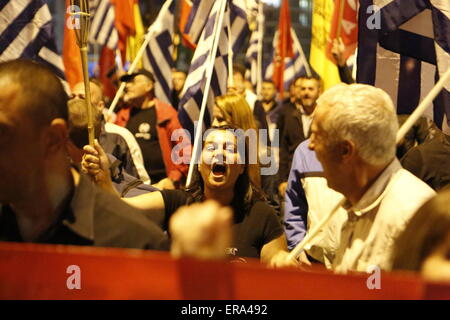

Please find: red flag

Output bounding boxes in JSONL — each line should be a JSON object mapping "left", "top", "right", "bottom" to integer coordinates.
{"left": 326, "top": 0, "right": 358, "bottom": 64}
{"left": 63, "top": 0, "right": 83, "bottom": 89}
{"left": 179, "top": 0, "right": 196, "bottom": 49}
{"left": 272, "top": 0, "right": 294, "bottom": 96}
{"left": 99, "top": 46, "right": 117, "bottom": 101}
{"left": 111, "top": 0, "right": 136, "bottom": 61}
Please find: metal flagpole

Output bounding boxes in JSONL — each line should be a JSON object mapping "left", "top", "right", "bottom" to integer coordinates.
{"left": 70, "top": 0, "right": 94, "bottom": 146}
{"left": 287, "top": 66, "right": 450, "bottom": 263}
{"left": 186, "top": 0, "right": 228, "bottom": 187}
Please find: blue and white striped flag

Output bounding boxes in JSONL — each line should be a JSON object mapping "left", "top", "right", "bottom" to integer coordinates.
{"left": 245, "top": 0, "right": 263, "bottom": 88}
{"left": 184, "top": 0, "right": 249, "bottom": 53}
{"left": 88, "top": 0, "right": 118, "bottom": 49}
{"left": 358, "top": 0, "right": 450, "bottom": 130}
{"left": 265, "top": 27, "right": 309, "bottom": 91}
{"left": 142, "top": 0, "right": 175, "bottom": 106}
{"left": 0, "top": 0, "right": 65, "bottom": 81}
{"left": 178, "top": 0, "right": 249, "bottom": 138}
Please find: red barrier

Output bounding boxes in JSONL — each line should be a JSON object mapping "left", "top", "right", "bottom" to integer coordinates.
{"left": 0, "top": 242, "right": 448, "bottom": 300}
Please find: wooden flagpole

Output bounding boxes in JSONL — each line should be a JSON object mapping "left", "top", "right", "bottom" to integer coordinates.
{"left": 70, "top": 0, "right": 94, "bottom": 146}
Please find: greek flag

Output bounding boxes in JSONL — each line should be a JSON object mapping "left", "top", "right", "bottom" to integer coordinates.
{"left": 265, "top": 28, "right": 309, "bottom": 90}
{"left": 358, "top": 0, "right": 450, "bottom": 130}
{"left": 245, "top": 1, "right": 263, "bottom": 87}
{"left": 184, "top": 0, "right": 249, "bottom": 52}
{"left": 178, "top": 0, "right": 249, "bottom": 138}
{"left": 0, "top": 0, "right": 65, "bottom": 81}
{"left": 88, "top": 0, "right": 118, "bottom": 49}
{"left": 142, "top": 0, "right": 175, "bottom": 106}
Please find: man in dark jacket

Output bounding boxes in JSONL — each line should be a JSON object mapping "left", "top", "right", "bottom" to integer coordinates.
{"left": 0, "top": 60, "right": 168, "bottom": 250}
{"left": 278, "top": 75, "right": 322, "bottom": 197}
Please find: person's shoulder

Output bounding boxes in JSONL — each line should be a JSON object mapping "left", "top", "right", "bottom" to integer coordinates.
{"left": 383, "top": 168, "right": 436, "bottom": 221}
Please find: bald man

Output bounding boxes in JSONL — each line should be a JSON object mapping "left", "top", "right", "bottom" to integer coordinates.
{"left": 0, "top": 60, "right": 167, "bottom": 249}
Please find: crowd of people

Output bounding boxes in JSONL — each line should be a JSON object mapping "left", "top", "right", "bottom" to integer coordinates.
{"left": 0, "top": 55, "right": 449, "bottom": 284}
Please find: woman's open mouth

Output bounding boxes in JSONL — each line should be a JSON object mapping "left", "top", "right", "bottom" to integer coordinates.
{"left": 211, "top": 162, "right": 227, "bottom": 178}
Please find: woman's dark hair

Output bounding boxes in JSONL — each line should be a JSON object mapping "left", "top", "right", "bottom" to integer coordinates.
{"left": 185, "top": 127, "right": 265, "bottom": 218}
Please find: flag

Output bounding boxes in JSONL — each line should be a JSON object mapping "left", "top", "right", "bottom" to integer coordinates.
{"left": 178, "top": 0, "right": 248, "bottom": 140}
{"left": 326, "top": 0, "right": 358, "bottom": 64}
{"left": 184, "top": 0, "right": 249, "bottom": 52}
{"left": 270, "top": 0, "right": 294, "bottom": 96}
{"left": 357, "top": 0, "right": 450, "bottom": 130}
{"left": 245, "top": 0, "right": 263, "bottom": 88}
{"left": 310, "top": 0, "right": 341, "bottom": 90}
{"left": 0, "top": 0, "right": 66, "bottom": 82}
{"left": 142, "top": 0, "right": 175, "bottom": 106}
{"left": 111, "top": 0, "right": 135, "bottom": 60}
{"left": 88, "top": 0, "right": 119, "bottom": 49}
{"left": 63, "top": 0, "right": 83, "bottom": 89}
{"left": 126, "top": 0, "right": 145, "bottom": 67}
{"left": 179, "top": 0, "right": 196, "bottom": 49}
{"left": 265, "top": 27, "right": 310, "bottom": 93}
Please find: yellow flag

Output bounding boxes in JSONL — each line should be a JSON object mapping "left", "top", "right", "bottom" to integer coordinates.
{"left": 127, "top": 1, "right": 145, "bottom": 68}
{"left": 310, "top": 0, "right": 340, "bottom": 90}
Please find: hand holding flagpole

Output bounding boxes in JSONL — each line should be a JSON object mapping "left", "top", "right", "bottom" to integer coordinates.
{"left": 70, "top": 0, "right": 94, "bottom": 146}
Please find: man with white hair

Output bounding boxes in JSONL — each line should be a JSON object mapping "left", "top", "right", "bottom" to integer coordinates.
{"left": 308, "top": 83, "right": 436, "bottom": 273}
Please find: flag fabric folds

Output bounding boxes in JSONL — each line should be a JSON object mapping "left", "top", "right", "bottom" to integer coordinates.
{"left": 310, "top": 0, "right": 340, "bottom": 90}
{"left": 245, "top": 0, "right": 263, "bottom": 88}
{"left": 357, "top": 0, "right": 450, "bottom": 130}
{"left": 265, "top": 27, "right": 308, "bottom": 93}
{"left": 63, "top": 0, "right": 83, "bottom": 89}
{"left": 179, "top": 0, "right": 196, "bottom": 49}
{"left": 184, "top": 0, "right": 249, "bottom": 52}
{"left": 88, "top": 0, "right": 119, "bottom": 50}
{"left": 0, "top": 0, "right": 65, "bottom": 81}
{"left": 142, "top": 0, "right": 175, "bottom": 106}
{"left": 178, "top": 0, "right": 248, "bottom": 140}
{"left": 326, "top": 0, "right": 358, "bottom": 64}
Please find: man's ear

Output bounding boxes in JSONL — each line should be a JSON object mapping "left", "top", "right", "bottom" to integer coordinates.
{"left": 145, "top": 81, "right": 154, "bottom": 94}
{"left": 97, "top": 100, "right": 105, "bottom": 110}
{"left": 340, "top": 140, "right": 356, "bottom": 163}
{"left": 43, "top": 118, "right": 69, "bottom": 154}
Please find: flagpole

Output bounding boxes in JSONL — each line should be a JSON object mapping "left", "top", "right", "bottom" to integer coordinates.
{"left": 226, "top": 1, "right": 234, "bottom": 87}
{"left": 256, "top": 0, "right": 263, "bottom": 96}
{"left": 291, "top": 27, "right": 312, "bottom": 77}
{"left": 186, "top": 0, "right": 228, "bottom": 187}
{"left": 70, "top": 0, "right": 94, "bottom": 146}
{"left": 287, "top": 66, "right": 450, "bottom": 263}
{"left": 107, "top": 0, "right": 174, "bottom": 115}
